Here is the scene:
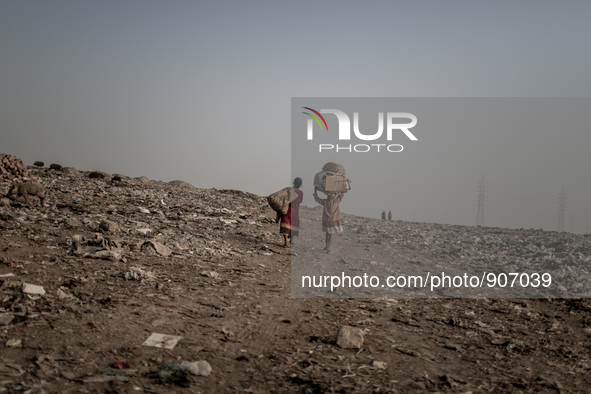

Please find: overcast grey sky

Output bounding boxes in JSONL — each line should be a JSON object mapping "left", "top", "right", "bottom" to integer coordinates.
{"left": 2, "top": 1, "right": 591, "bottom": 231}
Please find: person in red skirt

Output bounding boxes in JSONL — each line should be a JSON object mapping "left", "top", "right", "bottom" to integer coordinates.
{"left": 276, "top": 177, "right": 303, "bottom": 247}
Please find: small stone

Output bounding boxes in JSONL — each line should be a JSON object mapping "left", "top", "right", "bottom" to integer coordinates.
{"left": 88, "top": 171, "right": 108, "bottom": 179}
{"left": 180, "top": 360, "right": 212, "bottom": 376}
{"left": 33, "top": 161, "right": 44, "bottom": 167}
{"left": 0, "top": 314, "right": 15, "bottom": 326}
{"left": 49, "top": 164, "right": 62, "bottom": 170}
{"left": 201, "top": 271, "right": 219, "bottom": 278}
{"left": 56, "top": 289, "right": 74, "bottom": 300}
{"left": 99, "top": 220, "right": 120, "bottom": 233}
{"left": 444, "top": 342, "right": 462, "bottom": 351}
{"left": 142, "top": 241, "right": 171, "bottom": 256}
{"left": 372, "top": 360, "right": 387, "bottom": 370}
{"left": 336, "top": 326, "right": 364, "bottom": 349}
{"left": 61, "top": 167, "right": 79, "bottom": 176}
{"left": 65, "top": 218, "right": 83, "bottom": 228}
{"left": 22, "top": 283, "right": 45, "bottom": 295}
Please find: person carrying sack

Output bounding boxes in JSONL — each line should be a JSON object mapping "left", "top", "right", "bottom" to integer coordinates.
{"left": 276, "top": 177, "right": 303, "bottom": 247}
{"left": 313, "top": 187, "right": 344, "bottom": 254}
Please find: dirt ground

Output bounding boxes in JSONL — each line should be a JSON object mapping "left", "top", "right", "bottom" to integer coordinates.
{"left": 1, "top": 166, "right": 591, "bottom": 393}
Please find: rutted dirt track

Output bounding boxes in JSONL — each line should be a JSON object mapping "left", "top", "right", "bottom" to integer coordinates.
{"left": 1, "top": 165, "right": 591, "bottom": 393}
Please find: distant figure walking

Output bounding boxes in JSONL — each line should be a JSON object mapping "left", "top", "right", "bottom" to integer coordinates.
{"left": 313, "top": 188, "right": 344, "bottom": 254}
{"left": 276, "top": 177, "right": 303, "bottom": 247}
{"left": 388, "top": 211, "right": 392, "bottom": 221}
{"left": 381, "top": 211, "right": 386, "bottom": 220}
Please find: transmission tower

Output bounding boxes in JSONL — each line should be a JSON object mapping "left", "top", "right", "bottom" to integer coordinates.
{"left": 556, "top": 189, "right": 567, "bottom": 232}
{"left": 476, "top": 175, "right": 487, "bottom": 226}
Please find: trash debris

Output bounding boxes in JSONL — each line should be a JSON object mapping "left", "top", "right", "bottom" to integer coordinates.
{"left": 124, "top": 266, "right": 156, "bottom": 281}
{"left": 143, "top": 333, "right": 182, "bottom": 349}
{"left": 200, "top": 271, "right": 219, "bottom": 278}
{"left": 56, "top": 288, "right": 74, "bottom": 300}
{"left": 5, "top": 339, "right": 22, "bottom": 347}
{"left": 150, "top": 363, "right": 191, "bottom": 387}
{"left": 0, "top": 363, "right": 24, "bottom": 376}
{"left": 113, "top": 361, "right": 131, "bottom": 369}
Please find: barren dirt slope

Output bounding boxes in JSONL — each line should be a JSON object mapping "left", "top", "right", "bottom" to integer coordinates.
{"left": 0, "top": 166, "right": 590, "bottom": 393}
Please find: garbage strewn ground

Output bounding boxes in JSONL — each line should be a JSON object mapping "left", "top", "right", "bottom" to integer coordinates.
{"left": 1, "top": 163, "right": 591, "bottom": 393}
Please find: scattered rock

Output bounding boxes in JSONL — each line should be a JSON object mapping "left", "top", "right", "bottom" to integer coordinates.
{"left": 33, "top": 161, "right": 44, "bottom": 167}
{"left": 99, "top": 220, "right": 120, "bottom": 233}
{"left": 372, "top": 361, "right": 387, "bottom": 370}
{"left": 180, "top": 360, "right": 212, "bottom": 376}
{"left": 336, "top": 326, "right": 364, "bottom": 349}
{"left": 61, "top": 167, "right": 79, "bottom": 176}
{"left": 65, "top": 218, "right": 83, "bottom": 228}
{"left": 88, "top": 171, "right": 108, "bottom": 179}
{"left": 22, "top": 283, "right": 45, "bottom": 295}
{"left": 168, "top": 180, "right": 197, "bottom": 191}
{"left": 142, "top": 241, "right": 172, "bottom": 257}
{"left": 0, "top": 314, "right": 15, "bottom": 326}
{"left": 56, "top": 288, "right": 75, "bottom": 300}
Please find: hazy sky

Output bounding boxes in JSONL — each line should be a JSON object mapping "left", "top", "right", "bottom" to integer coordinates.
{"left": 292, "top": 98, "right": 591, "bottom": 232}
{"left": 2, "top": 1, "right": 591, "bottom": 231}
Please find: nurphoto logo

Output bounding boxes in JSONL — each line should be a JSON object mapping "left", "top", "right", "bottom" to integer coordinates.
{"left": 302, "top": 107, "right": 418, "bottom": 153}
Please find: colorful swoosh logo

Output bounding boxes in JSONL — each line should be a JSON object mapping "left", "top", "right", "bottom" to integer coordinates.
{"left": 302, "top": 107, "right": 329, "bottom": 131}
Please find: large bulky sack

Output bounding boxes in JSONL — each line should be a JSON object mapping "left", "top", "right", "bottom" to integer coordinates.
{"left": 267, "top": 187, "right": 298, "bottom": 215}
{"left": 314, "top": 171, "right": 351, "bottom": 193}
{"left": 322, "top": 162, "right": 346, "bottom": 175}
